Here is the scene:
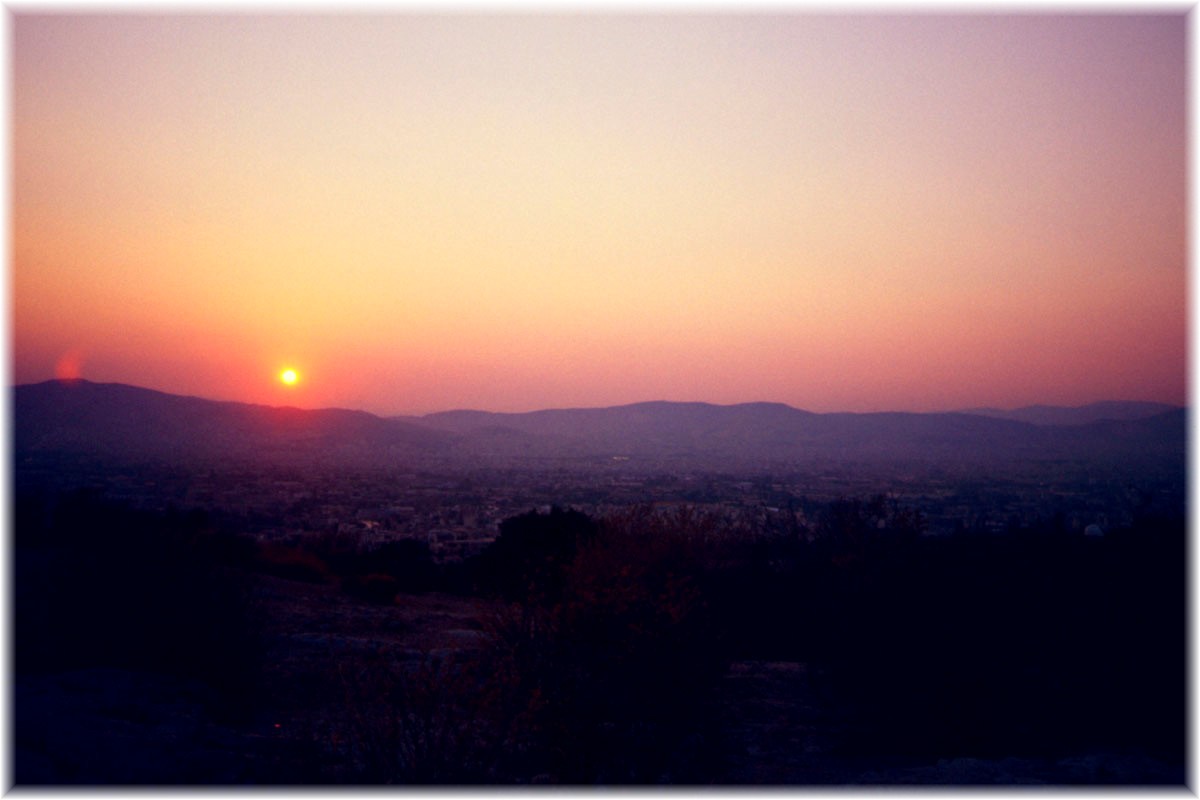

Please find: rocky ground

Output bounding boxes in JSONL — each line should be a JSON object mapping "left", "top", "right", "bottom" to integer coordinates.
{"left": 13, "top": 570, "right": 1186, "bottom": 786}
{"left": 717, "top": 660, "right": 1184, "bottom": 785}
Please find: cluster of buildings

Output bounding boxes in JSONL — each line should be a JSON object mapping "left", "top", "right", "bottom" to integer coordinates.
{"left": 15, "top": 450, "right": 1184, "bottom": 563}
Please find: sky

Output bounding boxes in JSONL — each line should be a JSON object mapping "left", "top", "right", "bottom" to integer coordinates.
{"left": 11, "top": 12, "right": 1188, "bottom": 415}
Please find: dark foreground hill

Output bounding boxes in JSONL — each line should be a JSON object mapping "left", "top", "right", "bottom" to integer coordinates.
{"left": 13, "top": 380, "right": 1185, "bottom": 471}
{"left": 13, "top": 491, "right": 1185, "bottom": 784}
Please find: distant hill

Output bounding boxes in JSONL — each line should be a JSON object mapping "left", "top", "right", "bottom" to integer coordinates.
{"left": 958, "top": 401, "right": 1181, "bottom": 426}
{"left": 403, "top": 401, "right": 821, "bottom": 460}
{"left": 14, "top": 380, "right": 454, "bottom": 467}
{"left": 13, "top": 380, "right": 1186, "bottom": 471}
{"left": 402, "top": 399, "right": 1185, "bottom": 468}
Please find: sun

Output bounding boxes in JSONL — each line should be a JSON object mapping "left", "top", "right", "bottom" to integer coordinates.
{"left": 280, "top": 368, "right": 299, "bottom": 386}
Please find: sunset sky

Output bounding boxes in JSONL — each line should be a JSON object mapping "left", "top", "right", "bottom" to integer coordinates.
{"left": 12, "top": 12, "right": 1188, "bottom": 415}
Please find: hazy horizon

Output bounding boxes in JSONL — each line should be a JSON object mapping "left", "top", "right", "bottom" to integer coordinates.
{"left": 14, "top": 375, "right": 1185, "bottom": 420}
{"left": 13, "top": 13, "right": 1187, "bottom": 417}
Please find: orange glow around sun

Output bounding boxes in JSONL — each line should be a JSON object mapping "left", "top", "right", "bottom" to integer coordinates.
{"left": 55, "top": 348, "right": 85, "bottom": 382}
{"left": 280, "top": 368, "right": 298, "bottom": 386}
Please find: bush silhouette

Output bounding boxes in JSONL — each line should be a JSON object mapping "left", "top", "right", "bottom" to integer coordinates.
{"left": 474, "top": 507, "right": 597, "bottom": 604}
{"left": 476, "top": 507, "right": 723, "bottom": 782}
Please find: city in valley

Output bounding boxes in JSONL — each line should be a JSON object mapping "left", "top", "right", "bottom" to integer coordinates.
{"left": 12, "top": 382, "right": 1186, "bottom": 786}
{"left": 11, "top": 11, "right": 1186, "bottom": 789}
{"left": 14, "top": 446, "right": 1184, "bottom": 563}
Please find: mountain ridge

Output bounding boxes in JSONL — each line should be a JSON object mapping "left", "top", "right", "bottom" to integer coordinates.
{"left": 956, "top": 400, "right": 1180, "bottom": 426}
{"left": 13, "top": 380, "right": 1186, "bottom": 470}
{"left": 16, "top": 380, "right": 1179, "bottom": 422}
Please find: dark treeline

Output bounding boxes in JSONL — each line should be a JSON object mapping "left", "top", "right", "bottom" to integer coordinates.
{"left": 13, "top": 489, "right": 1186, "bottom": 784}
